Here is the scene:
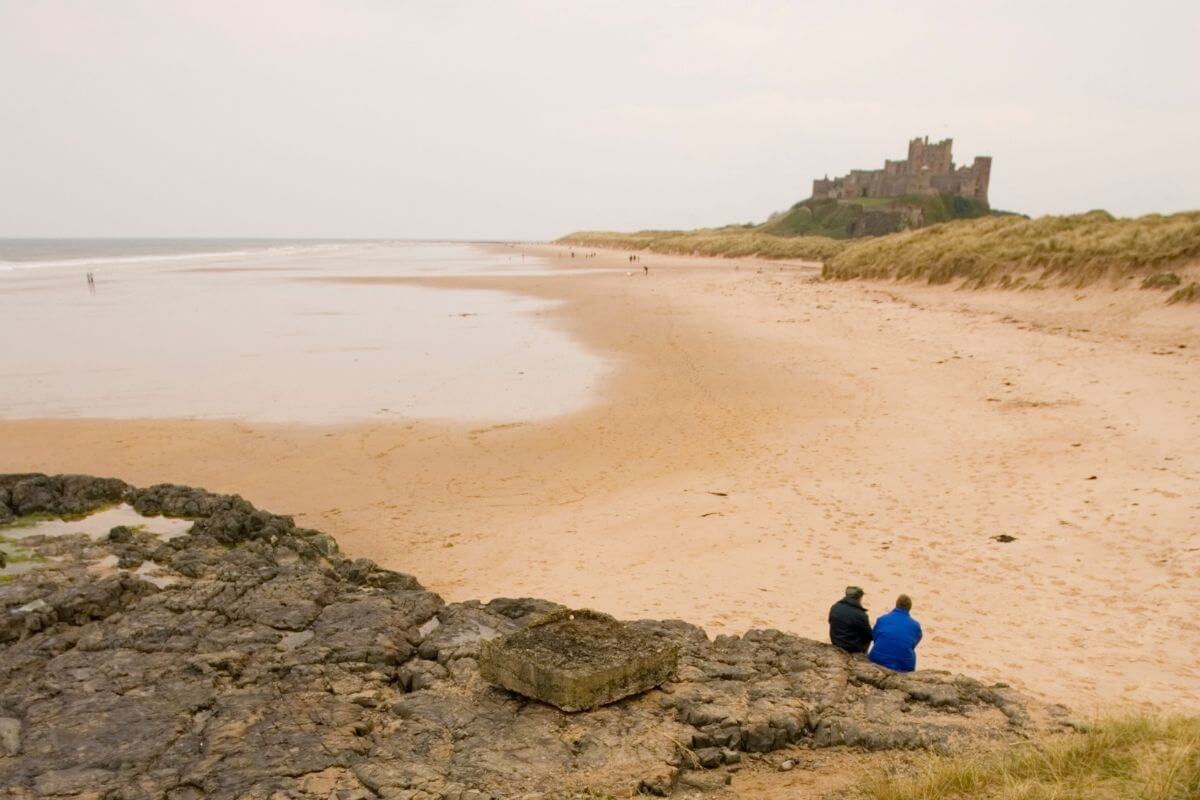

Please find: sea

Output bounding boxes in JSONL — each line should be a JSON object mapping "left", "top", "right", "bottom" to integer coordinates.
{"left": 0, "top": 239, "right": 610, "bottom": 423}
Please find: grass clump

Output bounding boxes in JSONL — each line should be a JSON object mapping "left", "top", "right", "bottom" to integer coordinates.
{"left": 559, "top": 228, "right": 847, "bottom": 262}
{"left": 861, "top": 715, "right": 1200, "bottom": 800}
{"left": 822, "top": 210, "right": 1200, "bottom": 288}
{"left": 1142, "top": 272, "right": 1183, "bottom": 289}
{"left": 1167, "top": 282, "right": 1200, "bottom": 304}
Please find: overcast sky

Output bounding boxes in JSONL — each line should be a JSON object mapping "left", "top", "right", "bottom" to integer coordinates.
{"left": 1, "top": 1, "right": 1197, "bottom": 239}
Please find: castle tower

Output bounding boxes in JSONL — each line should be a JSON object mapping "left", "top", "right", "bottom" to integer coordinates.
{"left": 907, "top": 136, "right": 954, "bottom": 174}
{"left": 970, "top": 156, "right": 992, "bottom": 203}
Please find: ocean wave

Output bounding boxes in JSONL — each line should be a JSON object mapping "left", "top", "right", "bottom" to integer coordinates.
{"left": 0, "top": 242, "right": 350, "bottom": 272}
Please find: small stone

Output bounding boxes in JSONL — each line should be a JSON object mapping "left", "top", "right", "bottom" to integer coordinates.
{"left": 349, "top": 692, "right": 379, "bottom": 708}
{"left": 107, "top": 525, "right": 135, "bottom": 543}
{"left": 276, "top": 630, "right": 314, "bottom": 651}
{"left": 418, "top": 616, "right": 441, "bottom": 637}
{"left": 638, "top": 765, "right": 678, "bottom": 796}
{"left": 743, "top": 722, "right": 779, "bottom": 752}
{"left": 678, "top": 771, "right": 731, "bottom": 790}
{"left": 0, "top": 717, "right": 20, "bottom": 756}
{"left": 779, "top": 759, "right": 795, "bottom": 771}
{"left": 34, "top": 768, "right": 116, "bottom": 796}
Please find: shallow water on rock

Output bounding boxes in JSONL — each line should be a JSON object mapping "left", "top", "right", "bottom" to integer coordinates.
{"left": 0, "top": 539, "right": 43, "bottom": 576}
{"left": 0, "top": 503, "right": 194, "bottom": 541}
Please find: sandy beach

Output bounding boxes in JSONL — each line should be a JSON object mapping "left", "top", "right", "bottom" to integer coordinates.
{"left": 3, "top": 244, "right": 1197, "bottom": 713}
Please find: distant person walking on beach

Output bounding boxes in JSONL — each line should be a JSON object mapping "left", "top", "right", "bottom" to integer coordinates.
{"left": 828, "top": 586, "right": 872, "bottom": 654}
{"left": 643, "top": 263, "right": 648, "bottom": 276}
{"left": 868, "top": 594, "right": 923, "bottom": 672}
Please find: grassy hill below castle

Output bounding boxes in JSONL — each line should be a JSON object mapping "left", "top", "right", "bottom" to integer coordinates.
{"left": 760, "top": 194, "right": 993, "bottom": 239}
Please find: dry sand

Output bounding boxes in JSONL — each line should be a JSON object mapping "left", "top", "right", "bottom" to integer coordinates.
{"left": 3, "top": 244, "right": 1197, "bottom": 713}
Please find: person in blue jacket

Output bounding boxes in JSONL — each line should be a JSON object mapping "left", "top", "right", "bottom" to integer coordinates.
{"left": 868, "top": 594, "right": 923, "bottom": 672}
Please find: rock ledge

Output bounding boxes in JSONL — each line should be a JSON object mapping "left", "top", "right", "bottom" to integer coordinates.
{"left": 0, "top": 473, "right": 1064, "bottom": 799}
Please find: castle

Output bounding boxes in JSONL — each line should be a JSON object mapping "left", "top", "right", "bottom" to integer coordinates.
{"left": 811, "top": 136, "right": 991, "bottom": 205}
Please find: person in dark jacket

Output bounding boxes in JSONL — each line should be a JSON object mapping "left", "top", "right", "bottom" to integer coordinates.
{"left": 828, "top": 586, "right": 872, "bottom": 653}
{"left": 868, "top": 594, "right": 923, "bottom": 672}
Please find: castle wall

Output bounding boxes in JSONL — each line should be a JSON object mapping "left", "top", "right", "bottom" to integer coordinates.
{"left": 811, "top": 137, "right": 990, "bottom": 204}
{"left": 969, "top": 156, "right": 992, "bottom": 203}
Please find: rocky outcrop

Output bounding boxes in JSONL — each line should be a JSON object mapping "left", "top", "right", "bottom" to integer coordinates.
{"left": 0, "top": 473, "right": 126, "bottom": 519}
{"left": 0, "top": 474, "right": 1059, "bottom": 799}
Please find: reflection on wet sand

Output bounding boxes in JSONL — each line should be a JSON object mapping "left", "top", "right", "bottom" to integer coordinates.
{"left": 0, "top": 243, "right": 610, "bottom": 422}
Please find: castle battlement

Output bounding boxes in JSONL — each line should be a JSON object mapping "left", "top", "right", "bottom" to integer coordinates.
{"left": 812, "top": 136, "right": 991, "bottom": 205}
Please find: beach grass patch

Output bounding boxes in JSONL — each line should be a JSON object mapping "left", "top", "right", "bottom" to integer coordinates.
{"left": 1167, "top": 282, "right": 1200, "bottom": 304}
{"left": 558, "top": 228, "right": 847, "bottom": 262}
{"left": 1142, "top": 272, "right": 1183, "bottom": 289}
{"left": 822, "top": 210, "right": 1200, "bottom": 298}
{"left": 859, "top": 714, "right": 1200, "bottom": 800}
{"left": 562, "top": 210, "right": 1200, "bottom": 304}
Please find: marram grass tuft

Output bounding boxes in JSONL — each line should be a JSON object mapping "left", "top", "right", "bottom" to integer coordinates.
{"left": 822, "top": 210, "right": 1200, "bottom": 288}
{"left": 860, "top": 714, "right": 1200, "bottom": 800}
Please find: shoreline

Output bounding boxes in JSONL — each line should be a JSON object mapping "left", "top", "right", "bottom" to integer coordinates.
{"left": 1, "top": 244, "right": 1197, "bottom": 712}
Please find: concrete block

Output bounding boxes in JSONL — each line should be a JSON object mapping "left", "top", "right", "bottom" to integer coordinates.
{"left": 479, "top": 609, "right": 678, "bottom": 711}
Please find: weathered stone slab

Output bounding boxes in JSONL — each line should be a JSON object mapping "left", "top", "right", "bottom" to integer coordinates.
{"left": 479, "top": 608, "right": 679, "bottom": 711}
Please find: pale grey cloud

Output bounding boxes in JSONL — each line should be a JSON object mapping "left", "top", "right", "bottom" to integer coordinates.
{"left": 1, "top": 0, "right": 1197, "bottom": 238}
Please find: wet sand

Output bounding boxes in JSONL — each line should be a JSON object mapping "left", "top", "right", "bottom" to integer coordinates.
{"left": 0, "top": 242, "right": 608, "bottom": 421}
{"left": 2, "top": 244, "right": 1198, "bottom": 712}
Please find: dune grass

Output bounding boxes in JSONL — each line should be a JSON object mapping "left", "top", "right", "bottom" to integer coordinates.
{"left": 822, "top": 210, "right": 1200, "bottom": 287}
{"left": 1168, "top": 282, "right": 1200, "bottom": 304}
{"left": 861, "top": 715, "right": 1200, "bottom": 800}
{"left": 1142, "top": 272, "right": 1183, "bottom": 289}
{"left": 561, "top": 210, "right": 1200, "bottom": 299}
{"left": 559, "top": 227, "right": 847, "bottom": 262}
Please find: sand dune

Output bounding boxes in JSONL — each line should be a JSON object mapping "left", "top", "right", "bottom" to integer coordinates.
{"left": 3, "top": 244, "right": 1197, "bottom": 712}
